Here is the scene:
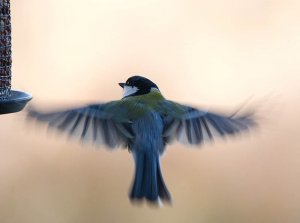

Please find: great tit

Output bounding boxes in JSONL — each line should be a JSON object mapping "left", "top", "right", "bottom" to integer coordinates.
{"left": 28, "top": 75, "right": 256, "bottom": 205}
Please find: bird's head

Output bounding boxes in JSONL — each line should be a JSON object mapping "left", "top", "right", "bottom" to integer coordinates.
{"left": 119, "top": 76, "right": 160, "bottom": 98}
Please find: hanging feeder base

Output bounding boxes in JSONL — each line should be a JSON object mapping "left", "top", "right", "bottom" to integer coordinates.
{"left": 0, "top": 90, "right": 32, "bottom": 114}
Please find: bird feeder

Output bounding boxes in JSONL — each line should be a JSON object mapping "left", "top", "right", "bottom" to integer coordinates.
{"left": 0, "top": 0, "right": 31, "bottom": 114}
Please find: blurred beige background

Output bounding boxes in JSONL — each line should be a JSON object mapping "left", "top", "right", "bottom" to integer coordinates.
{"left": 0, "top": 0, "right": 300, "bottom": 222}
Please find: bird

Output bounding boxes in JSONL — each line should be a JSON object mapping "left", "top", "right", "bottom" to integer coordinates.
{"left": 27, "top": 75, "right": 256, "bottom": 205}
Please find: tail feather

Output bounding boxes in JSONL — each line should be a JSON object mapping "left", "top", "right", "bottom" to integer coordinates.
{"left": 130, "top": 152, "right": 171, "bottom": 204}
{"left": 157, "top": 163, "right": 171, "bottom": 201}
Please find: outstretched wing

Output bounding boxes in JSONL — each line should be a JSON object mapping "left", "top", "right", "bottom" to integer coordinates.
{"left": 27, "top": 101, "right": 134, "bottom": 149}
{"left": 158, "top": 100, "right": 256, "bottom": 145}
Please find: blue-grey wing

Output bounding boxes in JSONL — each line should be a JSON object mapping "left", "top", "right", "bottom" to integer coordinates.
{"left": 27, "top": 103, "right": 134, "bottom": 149}
{"left": 158, "top": 100, "right": 256, "bottom": 146}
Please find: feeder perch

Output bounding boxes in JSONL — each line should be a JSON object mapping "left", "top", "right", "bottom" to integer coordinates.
{"left": 0, "top": 0, "right": 31, "bottom": 114}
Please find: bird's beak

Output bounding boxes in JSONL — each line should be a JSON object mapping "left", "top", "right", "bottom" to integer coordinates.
{"left": 119, "top": 83, "right": 125, "bottom": 88}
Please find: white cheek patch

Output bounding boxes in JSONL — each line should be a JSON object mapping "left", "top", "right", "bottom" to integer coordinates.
{"left": 123, "top": 86, "right": 139, "bottom": 97}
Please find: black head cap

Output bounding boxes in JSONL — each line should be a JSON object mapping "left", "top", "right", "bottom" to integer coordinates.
{"left": 126, "top": 76, "right": 158, "bottom": 89}
{"left": 119, "top": 75, "right": 159, "bottom": 97}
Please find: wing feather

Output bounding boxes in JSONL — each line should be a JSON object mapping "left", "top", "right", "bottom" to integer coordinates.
{"left": 28, "top": 102, "right": 134, "bottom": 149}
{"left": 159, "top": 100, "right": 256, "bottom": 146}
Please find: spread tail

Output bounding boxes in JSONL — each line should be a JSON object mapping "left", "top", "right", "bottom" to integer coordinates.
{"left": 129, "top": 152, "right": 171, "bottom": 204}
